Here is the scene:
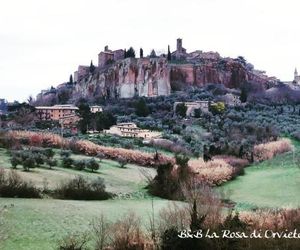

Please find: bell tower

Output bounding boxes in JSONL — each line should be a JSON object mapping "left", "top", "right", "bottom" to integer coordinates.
{"left": 294, "top": 68, "right": 298, "bottom": 80}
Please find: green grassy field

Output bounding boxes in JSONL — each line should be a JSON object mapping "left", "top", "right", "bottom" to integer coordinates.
{"left": 0, "top": 147, "right": 179, "bottom": 249}
{"left": 217, "top": 140, "right": 300, "bottom": 210}
{"left": 0, "top": 148, "right": 156, "bottom": 194}
{"left": 0, "top": 198, "right": 176, "bottom": 250}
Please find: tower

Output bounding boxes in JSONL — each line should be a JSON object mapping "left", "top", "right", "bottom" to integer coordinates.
{"left": 177, "top": 38, "right": 183, "bottom": 53}
{"left": 294, "top": 68, "right": 298, "bottom": 81}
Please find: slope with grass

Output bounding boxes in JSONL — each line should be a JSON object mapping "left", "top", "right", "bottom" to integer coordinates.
{"left": 0, "top": 198, "right": 176, "bottom": 250}
{"left": 0, "top": 148, "right": 156, "bottom": 194}
{"left": 217, "top": 140, "right": 300, "bottom": 209}
{"left": 0, "top": 147, "right": 180, "bottom": 249}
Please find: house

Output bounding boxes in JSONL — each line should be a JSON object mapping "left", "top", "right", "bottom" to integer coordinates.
{"left": 104, "top": 122, "right": 161, "bottom": 139}
{"left": 90, "top": 105, "right": 103, "bottom": 113}
{"left": 35, "top": 104, "right": 80, "bottom": 128}
{"left": 174, "top": 101, "right": 210, "bottom": 116}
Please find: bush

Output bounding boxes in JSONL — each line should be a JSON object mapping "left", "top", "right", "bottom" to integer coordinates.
{"left": 73, "top": 160, "right": 86, "bottom": 171}
{"left": 10, "top": 148, "right": 56, "bottom": 171}
{"left": 189, "top": 158, "right": 234, "bottom": 186}
{"left": 55, "top": 176, "right": 111, "bottom": 200}
{"left": 0, "top": 168, "right": 41, "bottom": 198}
{"left": 86, "top": 158, "right": 100, "bottom": 172}
{"left": 57, "top": 233, "right": 89, "bottom": 250}
{"left": 61, "top": 156, "right": 73, "bottom": 168}
{"left": 60, "top": 150, "right": 71, "bottom": 158}
{"left": 116, "top": 156, "right": 128, "bottom": 168}
{"left": 253, "top": 138, "right": 293, "bottom": 162}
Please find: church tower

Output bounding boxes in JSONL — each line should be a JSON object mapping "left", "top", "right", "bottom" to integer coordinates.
{"left": 294, "top": 68, "right": 300, "bottom": 84}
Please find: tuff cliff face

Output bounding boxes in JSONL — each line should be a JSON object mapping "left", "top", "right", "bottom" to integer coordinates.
{"left": 169, "top": 59, "right": 276, "bottom": 89}
{"left": 35, "top": 50, "right": 278, "bottom": 105}
{"left": 73, "top": 58, "right": 170, "bottom": 99}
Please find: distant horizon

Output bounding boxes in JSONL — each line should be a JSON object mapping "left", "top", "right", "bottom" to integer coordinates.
{"left": 1, "top": 0, "right": 299, "bottom": 102}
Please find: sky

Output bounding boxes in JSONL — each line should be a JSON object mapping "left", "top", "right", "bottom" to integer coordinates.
{"left": 0, "top": 0, "right": 299, "bottom": 102}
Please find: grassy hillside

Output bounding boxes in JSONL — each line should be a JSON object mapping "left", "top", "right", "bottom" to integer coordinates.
{"left": 217, "top": 140, "right": 300, "bottom": 209}
{"left": 0, "top": 147, "right": 180, "bottom": 249}
{"left": 0, "top": 148, "right": 156, "bottom": 194}
{"left": 0, "top": 198, "right": 175, "bottom": 250}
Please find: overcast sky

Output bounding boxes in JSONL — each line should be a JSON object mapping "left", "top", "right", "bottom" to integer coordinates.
{"left": 0, "top": 0, "right": 299, "bottom": 102}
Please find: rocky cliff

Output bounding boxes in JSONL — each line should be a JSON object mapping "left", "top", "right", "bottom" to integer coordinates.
{"left": 35, "top": 53, "right": 278, "bottom": 105}
{"left": 74, "top": 57, "right": 170, "bottom": 99}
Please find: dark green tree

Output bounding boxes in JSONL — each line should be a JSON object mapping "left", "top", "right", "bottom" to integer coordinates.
{"left": 240, "top": 86, "right": 248, "bottom": 103}
{"left": 125, "top": 47, "right": 135, "bottom": 58}
{"left": 89, "top": 60, "right": 96, "bottom": 73}
{"left": 95, "top": 112, "right": 117, "bottom": 131}
{"left": 150, "top": 49, "right": 157, "bottom": 58}
{"left": 167, "top": 45, "right": 171, "bottom": 61}
{"left": 77, "top": 102, "right": 92, "bottom": 134}
{"left": 135, "top": 98, "right": 150, "bottom": 117}
{"left": 69, "top": 74, "right": 73, "bottom": 84}
{"left": 175, "top": 103, "right": 187, "bottom": 117}
{"left": 140, "top": 48, "right": 143, "bottom": 58}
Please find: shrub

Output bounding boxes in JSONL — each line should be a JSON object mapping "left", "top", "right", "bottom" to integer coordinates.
{"left": 23, "top": 156, "right": 36, "bottom": 171}
{"left": 10, "top": 155, "right": 21, "bottom": 169}
{"left": 55, "top": 176, "right": 111, "bottom": 200}
{"left": 60, "top": 150, "right": 71, "bottom": 158}
{"left": 116, "top": 156, "right": 128, "bottom": 168}
{"left": 61, "top": 156, "right": 73, "bottom": 168}
{"left": 73, "top": 160, "right": 86, "bottom": 171}
{"left": 0, "top": 168, "right": 41, "bottom": 198}
{"left": 189, "top": 158, "right": 234, "bottom": 186}
{"left": 110, "top": 212, "right": 149, "bottom": 250}
{"left": 5, "top": 131, "right": 175, "bottom": 167}
{"left": 86, "top": 158, "right": 100, "bottom": 172}
{"left": 148, "top": 163, "right": 181, "bottom": 199}
{"left": 209, "top": 102, "right": 225, "bottom": 115}
{"left": 57, "top": 233, "right": 89, "bottom": 250}
{"left": 253, "top": 138, "right": 293, "bottom": 162}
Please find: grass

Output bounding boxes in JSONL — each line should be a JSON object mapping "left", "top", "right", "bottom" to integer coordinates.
{"left": 0, "top": 148, "right": 156, "bottom": 194}
{"left": 0, "top": 147, "right": 180, "bottom": 249}
{"left": 0, "top": 198, "right": 177, "bottom": 250}
{"left": 217, "top": 140, "right": 300, "bottom": 210}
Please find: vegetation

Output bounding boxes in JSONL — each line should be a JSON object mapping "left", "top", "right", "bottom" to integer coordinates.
{"left": 10, "top": 148, "right": 57, "bottom": 171}
{"left": 175, "top": 103, "right": 187, "bottom": 117}
{"left": 124, "top": 47, "right": 135, "bottom": 58}
{"left": 55, "top": 175, "right": 111, "bottom": 200}
{"left": 0, "top": 168, "right": 41, "bottom": 198}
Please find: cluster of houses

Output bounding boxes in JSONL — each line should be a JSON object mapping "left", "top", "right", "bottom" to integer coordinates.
{"left": 34, "top": 104, "right": 161, "bottom": 139}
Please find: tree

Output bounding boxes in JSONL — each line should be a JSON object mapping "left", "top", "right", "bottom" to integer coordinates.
{"left": 240, "top": 86, "right": 248, "bottom": 103}
{"left": 10, "top": 156, "right": 20, "bottom": 169}
{"left": 86, "top": 158, "right": 100, "bottom": 172}
{"left": 175, "top": 103, "right": 187, "bottom": 117}
{"left": 140, "top": 48, "right": 143, "bottom": 58}
{"left": 125, "top": 47, "right": 135, "bottom": 58}
{"left": 90, "top": 60, "right": 96, "bottom": 73}
{"left": 117, "top": 156, "right": 128, "bottom": 168}
{"left": 23, "top": 156, "right": 36, "bottom": 171}
{"left": 69, "top": 74, "right": 73, "bottom": 84}
{"left": 135, "top": 98, "right": 150, "bottom": 117}
{"left": 95, "top": 112, "right": 117, "bottom": 131}
{"left": 167, "top": 45, "right": 171, "bottom": 61}
{"left": 77, "top": 102, "right": 92, "bottom": 134}
{"left": 209, "top": 102, "right": 225, "bottom": 115}
{"left": 175, "top": 154, "right": 190, "bottom": 181}
{"left": 150, "top": 49, "right": 157, "bottom": 58}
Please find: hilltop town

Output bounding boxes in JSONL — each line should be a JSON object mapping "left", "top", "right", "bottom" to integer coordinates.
{"left": 33, "top": 38, "right": 280, "bottom": 105}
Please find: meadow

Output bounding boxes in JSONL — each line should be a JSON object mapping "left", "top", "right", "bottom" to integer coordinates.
{"left": 217, "top": 140, "right": 300, "bottom": 210}
{"left": 0, "top": 147, "right": 179, "bottom": 250}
